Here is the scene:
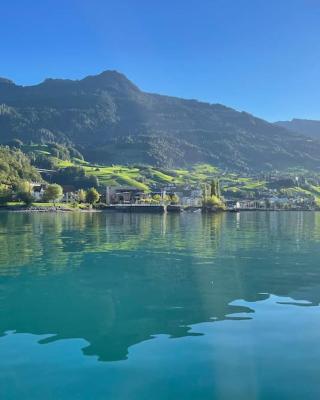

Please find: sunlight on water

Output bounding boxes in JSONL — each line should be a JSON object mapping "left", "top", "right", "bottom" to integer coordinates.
{"left": 0, "top": 211, "right": 320, "bottom": 399}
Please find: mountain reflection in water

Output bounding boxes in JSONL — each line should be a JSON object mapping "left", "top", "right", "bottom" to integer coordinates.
{"left": 0, "top": 211, "right": 320, "bottom": 362}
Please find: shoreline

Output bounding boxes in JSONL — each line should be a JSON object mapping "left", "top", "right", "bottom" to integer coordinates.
{"left": 0, "top": 206, "right": 101, "bottom": 213}
{"left": 0, "top": 206, "right": 318, "bottom": 214}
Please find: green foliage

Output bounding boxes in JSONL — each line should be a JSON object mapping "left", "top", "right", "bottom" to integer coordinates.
{"left": 17, "top": 191, "right": 34, "bottom": 206}
{"left": 78, "top": 189, "right": 86, "bottom": 203}
{"left": 169, "top": 194, "right": 179, "bottom": 204}
{"left": 14, "top": 181, "right": 34, "bottom": 206}
{"left": 17, "top": 143, "right": 84, "bottom": 170}
{"left": 30, "top": 153, "right": 57, "bottom": 169}
{"left": 1, "top": 71, "right": 320, "bottom": 171}
{"left": 0, "top": 146, "right": 41, "bottom": 186}
{"left": 152, "top": 194, "right": 162, "bottom": 202}
{"left": 84, "top": 165, "right": 149, "bottom": 191}
{"left": 43, "top": 184, "right": 63, "bottom": 203}
{"left": 0, "top": 186, "right": 12, "bottom": 205}
{"left": 210, "top": 179, "right": 221, "bottom": 197}
{"left": 203, "top": 195, "right": 226, "bottom": 210}
{"left": 86, "top": 188, "right": 100, "bottom": 204}
{"left": 148, "top": 169, "right": 174, "bottom": 183}
{"left": 14, "top": 180, "right": 31, "bottom": 193}
{"left": 54, "top": 166, "right": 99, "bottom": 189}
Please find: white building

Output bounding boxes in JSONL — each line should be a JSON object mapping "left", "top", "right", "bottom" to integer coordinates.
{"left": 30, "top": 183, "right": 47, "bottom": 201}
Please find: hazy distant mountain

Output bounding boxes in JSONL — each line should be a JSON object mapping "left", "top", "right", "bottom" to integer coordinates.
{"left": 275, "top": 119, "right": 320, "bottom": 140}
{"left": 1, "top": 70, "right": 320, "bottom": 171}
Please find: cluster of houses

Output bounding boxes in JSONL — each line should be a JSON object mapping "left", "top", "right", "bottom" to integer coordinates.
{"left": 29, "top": 177, "right": 319, "bottom": 211}
{"left": 234, "top": 197, "right": 316, "bottom": 211}
{"left": 29, "top": 183, "right": 204, "bottom": 206}
{"left": 104, "top": 186, "right": 203, "bottom": 206}
{"left": 30, "top": 183, "right": 81, "bottom": 203}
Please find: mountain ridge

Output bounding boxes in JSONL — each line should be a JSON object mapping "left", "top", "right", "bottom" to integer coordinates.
{"left": 275, "top": 118, "right": 320, "bottom": 140}
{"left": 1, "top": 70, "right": 320, "bottom": 171}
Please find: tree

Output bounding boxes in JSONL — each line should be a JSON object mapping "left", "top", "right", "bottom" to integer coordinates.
{"left": 54, "top": 166, "right": 99, "bottom": 189}
{"left": 170, "top": 194, "right": 179, "bottom": 204}
{"left": 0, "top": 187, "right": 12, "bottom": 205}
{"left": 210, "top": 179, "right": 221, "bottom": 197}
{"left": 88, "top": 175, "right": 99, "bottom": 188}
{"left": 15, "top": 181, "right": 31, "bottom": 194}
{"left": 18, "top": 191, "right": 34, "bottom": 206}
{"left": 203, "top": 195, "right": 225, "bottom": 210}
{"left": 43, "top": 184, "right": 63, "bottom": 205}
{"left": 32, "top": 153, "right": 57, "bottom": 169}
{"left": 152, "top": 194, "right": 162, "bottom": 203}
{"left": 216, "top": 180, "right": 221, "bottom": 197}
{"left": 15, "top": 181, "right": 34, "bottom": 206}
{"left": 78, "top": 189, "right": 86, "bottom": 203}
{"left": 86, "top": 187, "right": 100, "bottom": 204}
{"left": 211, "top": 180, "right": 217, "bottom": 197}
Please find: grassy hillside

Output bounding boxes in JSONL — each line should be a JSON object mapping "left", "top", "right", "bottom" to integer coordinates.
{"left": 5, "top": 142, "right": 320, "bottom": 205}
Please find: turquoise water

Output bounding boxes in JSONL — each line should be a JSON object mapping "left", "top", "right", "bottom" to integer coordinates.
{"left": 0, "top": 211, "right": 320, "bottom": 399}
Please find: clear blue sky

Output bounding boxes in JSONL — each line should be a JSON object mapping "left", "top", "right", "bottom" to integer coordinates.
{"left": 1, "top": 0, "right": 320, "bottom": 121}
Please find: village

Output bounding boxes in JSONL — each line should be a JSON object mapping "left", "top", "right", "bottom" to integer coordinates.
{"left": 27, "top": 173, "right": 319, "bottom": 212}
{"left": 2, "top": 142, "right": 319, "bottom": 212}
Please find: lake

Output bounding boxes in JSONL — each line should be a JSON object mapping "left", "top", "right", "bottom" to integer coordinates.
{"left": 0, "top": 211, "right": 320, "bottom": 399}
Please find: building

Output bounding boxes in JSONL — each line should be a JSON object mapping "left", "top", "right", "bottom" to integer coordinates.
{"left": 106, "top": 186, "right": 146, "bottom": 204}
{"left": 30, "top": 183, "right": 47, "bottom": 201}
{"left": 179, "top": 188, "right": 203, "bottom": 207}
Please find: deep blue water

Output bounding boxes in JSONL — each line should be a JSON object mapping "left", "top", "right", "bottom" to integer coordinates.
{"left": 0, "top": 211, "right": 320, "bottom": 399}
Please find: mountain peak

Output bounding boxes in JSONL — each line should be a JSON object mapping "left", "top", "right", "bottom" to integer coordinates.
{"left": 1, "top": 70, "right": 320, "bottom": 170}
{"left": 80, "top": 70, "right": 140, "bottom": 93}
{"left": 97, "top": 70, "right": 127, "bottom": 79}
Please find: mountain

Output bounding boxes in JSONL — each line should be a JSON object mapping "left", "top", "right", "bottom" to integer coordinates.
{"left": 275, "top": 119, "right": 320, "bottom": 140}
{"left": 1, "top": 70, "right": 320, "bottom": 171}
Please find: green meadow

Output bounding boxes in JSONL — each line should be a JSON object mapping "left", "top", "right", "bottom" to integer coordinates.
{"left": 19, "top": 144, "right": 320, "bottom": 202}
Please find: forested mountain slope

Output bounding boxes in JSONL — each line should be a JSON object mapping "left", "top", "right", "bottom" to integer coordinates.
{"left": 1, "top": 71, "right": 320, "bottom": 171}
{"left": 275, "top": 119, "right": 320, "bottom": 140}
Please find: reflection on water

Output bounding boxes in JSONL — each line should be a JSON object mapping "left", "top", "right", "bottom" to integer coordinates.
{"left": 0, "top": 211, "right": 320, "bottom": 399}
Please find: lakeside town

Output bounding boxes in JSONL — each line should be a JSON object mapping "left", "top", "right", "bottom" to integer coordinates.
{"left": 1, "top": 144, "right": 320, "bottom": 212}
{"left": 5, "top": 171, "right": 320, "bottom": 213}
